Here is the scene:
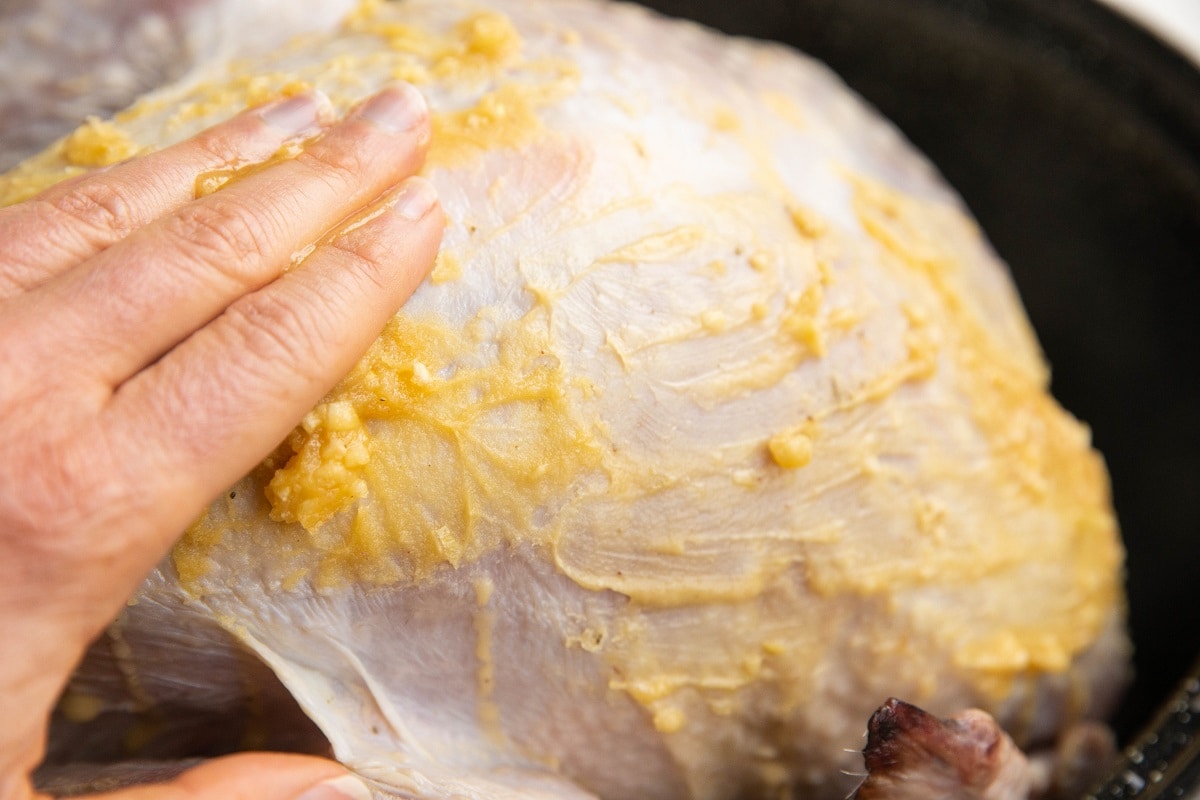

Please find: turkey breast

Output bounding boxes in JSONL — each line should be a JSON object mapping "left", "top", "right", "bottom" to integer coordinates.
{"left": 2, "top": 1, "right": 1129, "bottom": 798}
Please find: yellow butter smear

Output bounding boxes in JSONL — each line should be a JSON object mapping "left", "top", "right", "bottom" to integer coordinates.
{"left": 0, "top": 2, "right": 574, "bottom": 206}
{"left": 63, "top": 117, "right": 141, "bottom": 167}
{"left": 848, "top": 175, "right": 1123, "bottom": 692}
{"left": 0, "top": 118, "right": 139, "bottom": 205}
{"left": 0, "top": 154, "right": 87, "bottom": 207}
{"left": 266, "top": 401, "right": 371, "bottom": 530}
{"left": 175, "top": 306, "right": 604, "bottom": 590}
{"left": 7, "top": 1, "right": 591, "bottom": 589}
{"left": 5, "top": 0, "right": 1125, "bottom": 769}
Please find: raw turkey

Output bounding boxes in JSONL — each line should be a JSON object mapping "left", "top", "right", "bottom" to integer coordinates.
{"left": 1, "top": 1, "right": 1129, "bottom": 798}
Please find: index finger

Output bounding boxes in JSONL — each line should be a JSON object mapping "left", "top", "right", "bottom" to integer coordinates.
{"left": 0, "top": 91, "right": 332, "bottom": 302}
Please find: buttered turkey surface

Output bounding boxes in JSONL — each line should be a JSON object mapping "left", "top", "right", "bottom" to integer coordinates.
{"left": 2, "top": 1, "right": 1129, "bottom": 798}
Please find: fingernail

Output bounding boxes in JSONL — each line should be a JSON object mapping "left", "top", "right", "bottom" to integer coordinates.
{"left": 259, "top": 91, "right": 331, "bottom": 135}
{"left": 354, "top": 82, "right": 428, "bottom": 133}
{"left": 385, "top": 176, "right": 439, "bottom": 221}
{"left": 294, "top": 774, "right": 373, "bottom": 800}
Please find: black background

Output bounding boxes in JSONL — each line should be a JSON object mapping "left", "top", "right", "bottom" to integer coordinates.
{"left": 635, "top": 0, "right": 1200, "bottom": 740}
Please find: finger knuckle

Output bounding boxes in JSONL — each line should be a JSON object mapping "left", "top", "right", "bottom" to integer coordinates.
{"left": 328, "top": 236, "right": 393, "bottom": 295}
{"left": 146, "top": 362, "right": 236, "bottom": 464}
{"left": 191, "top": 122, "right": 256, "bottom": 167}
{"left": 224, "top": 288, "right": 337, "bottom": 375}
{"left": 2, "top": 434, "right": 122, "bottom": 537}
{"left": 297, "top": 140, "right": 371, "bottom": 193}
{"left": 48, "top": 180, "right": 138, "bottom": 240}
{"left": 164, "top": 199, "right": 276, "bottom": 278}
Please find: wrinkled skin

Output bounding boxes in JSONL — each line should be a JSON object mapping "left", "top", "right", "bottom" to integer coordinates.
{"left": 3, "top": 1, "right": 1130, "bottom": 799}
{"left": 0, "top": 4, "right": 445, "bottom": 793}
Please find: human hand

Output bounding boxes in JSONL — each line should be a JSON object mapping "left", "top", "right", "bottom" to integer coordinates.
{"left": 0, "top": 84, "right": 443, "bottom": 800}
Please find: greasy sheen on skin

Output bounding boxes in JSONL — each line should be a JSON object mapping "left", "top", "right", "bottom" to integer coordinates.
{"left": 6, "top": 1, "right": 1129, "bottom": 798}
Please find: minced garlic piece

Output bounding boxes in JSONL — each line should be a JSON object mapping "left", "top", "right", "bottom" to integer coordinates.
{"left": 431, "top": 525, "right": 465, "bottom": 568}
{"left": 768, "top": 426, "right": 813, "bottom": 469}
{"left": 266, "top": 401, "right": 371, "bottom": 530}
{"left": 431, "top": 250, "right": 464, "bottom": 284}
{"left": 63, "top": 117, "right": 140, "bottom": 167}
{"left": 781, "top": 284, "right": 826, "bottom": 356}
{"left": 699, "top": 310, "right": 727, "bottom": 332}
{"left": 788, "top": 203, "right": 828, "bottom": 238}
{"left": 653, "top": 706, "right": 686, "bottom": 734}
{"left": 457, "top": 11, "right": 522, "bottom": 61}
{"left": 711, "top": 107, "right": 740, "bottom": 132}
{"left": 748, "top": 250, "right": 772, "bottom": 272}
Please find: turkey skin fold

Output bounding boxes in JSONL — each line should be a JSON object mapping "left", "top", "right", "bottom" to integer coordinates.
{"left": 4, "top": 1, "right": 1129, "bottom": 798}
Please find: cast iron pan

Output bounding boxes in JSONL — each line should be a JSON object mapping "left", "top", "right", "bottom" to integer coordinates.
{"left": 635, "top": 0, "right": 1200, "bottom": 789}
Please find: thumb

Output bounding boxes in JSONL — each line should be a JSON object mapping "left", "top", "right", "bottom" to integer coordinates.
{"left": 62, "top": 754, "right": 372, "bottom": 800}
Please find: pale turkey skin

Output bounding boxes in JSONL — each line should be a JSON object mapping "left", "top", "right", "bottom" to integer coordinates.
{"left": 3, "top": 1, "right": 1130, "bottom": 798}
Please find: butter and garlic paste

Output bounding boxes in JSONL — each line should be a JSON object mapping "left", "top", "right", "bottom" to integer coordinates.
{"left": 7, "top": 1, "right": 1126, "bottom": 798}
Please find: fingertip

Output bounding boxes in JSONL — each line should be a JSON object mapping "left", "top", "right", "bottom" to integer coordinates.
{"left": 294, "top": 774, "right": 374, "bottom": 800}
{"left": 385, "top": 175, "right": 440, "bottom": 222}
{"left": 256, "top": 91, "right": 335, "bottom": 137}
{"left": 350, "top": 82, "right": 429, "bottom": 136}
{"left": 330, "top": 175, "right": 443, "bottom": 281}
{"left": 351, "top": 176, "right": 445, "bottom": 294}
{"left": 74, "top": 754, "right": 355, "bottom": 800}
{"left": 161, "top": 753, "right": 351, "bottom": 800}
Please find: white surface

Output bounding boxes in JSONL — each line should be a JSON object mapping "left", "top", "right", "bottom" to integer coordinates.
{"left": 1103, "top": 0, "right": 1200, "bottom": 62}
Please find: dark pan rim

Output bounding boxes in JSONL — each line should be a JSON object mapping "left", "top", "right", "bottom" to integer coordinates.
{"left": 960, "top": 0, "right": 1200, "bottom": 156}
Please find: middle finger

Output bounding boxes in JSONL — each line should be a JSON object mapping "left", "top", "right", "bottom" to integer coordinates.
{"left": 22, "top": 83, "right": 430, "bottom": 388}
{"left": 0, "top": 91, "right": 331, "bottom": 303}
